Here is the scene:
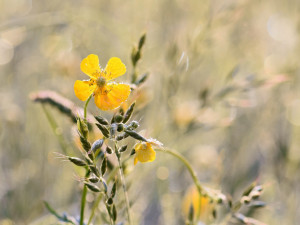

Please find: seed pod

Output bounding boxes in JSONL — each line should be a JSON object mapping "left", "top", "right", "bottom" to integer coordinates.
{"left": 119, "top": 145, "right": 127, "bottom": 153}
{"left": 107, "top": 197, "right": 113, "bottom": 205}
{"left": 130, "top": 149, "right": 136, "bottom": 156}
{"left": 135, "top": 73, "right": 148, "bottom": 86}
{"left": 116, "top": 133, "right": 129, "bottom": 141}
{"left": 250, "top": 201, "right": 266, "bottom": 208}
{"left": 117, "top": 124, "right": 124, "bottom": 132}
{"left": 112, "top": 204, "right": 117, "bottom": 222}
{"left": 88, "top": 152, "right": 94, "bottom": 161}
{"left": 77, "top": 118, "right": 88, "bottom": 138}
{"left": 94, "top": 116, "right": 109, "bottom": 125}
{"left": 123, "top": 102, "right": 135, "bottom": 123}
{"left": 125, "top": 129, "right": 148, "bottom": 142}
{"left": 111, "top": 180, "right": 117, "bottom": 198}
{"left": 91, "top": 139, "right": 104, "bottom": 152}
{"left": 96, "top": 123, "right": 110, "bottom": 138}
{"left": 68, "top": 157, "right": 86, "bottom": 167}
{"left": 84, "top": 155, "right": 94, "bottom": 165}
{"left": 88, "top": 176, "right": 99, "bottom": 183}
{"left": 80, "top": 135, "right": 91, "bottom": 152}
{"left": 119, "top": 108, "right": 124, "bottom": 116}
{"left": 106, "top": 146, "right": 113, "bottom": 154}
{"left": 101, "top": 156, "right": 107, "bottom": 176}
{"left": 85, "top": 182, "right": 101, "bottom": 192}
{"left": 138, "top": 33, "right": 146, "bottom": 50}
{"left": 128, "top": 120, "right": 139, "bottom": 129}
{"left": 114, "top": 115, "right": 123, "bottom": 123}
{"left": 89, "top": 165, "right": 100, "bottom": 178}
{"left": 188, "top": 204, "right": 194, "bottom": 222}
{"left": 212, "top": 208, "right": 217, "bottom": 219}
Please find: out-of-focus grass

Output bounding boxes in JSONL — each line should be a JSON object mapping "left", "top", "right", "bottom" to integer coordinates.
{"left": 0, "top": 0, "right": 300, "bottom": 224}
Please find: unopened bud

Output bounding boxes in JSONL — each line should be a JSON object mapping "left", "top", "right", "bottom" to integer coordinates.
{"left": 107, "top": 197, "right": 113, "bottom": 205}
{"left": 85, "top": 182, "right": 101, "bottom": 192}
{"left": 106, "top": 146, "right": 113, "bottom": 154}
{"left": 119, "top": 145, "right": 127, "bottom": 153}
{"left": 77, "top": 118, "right": 88, "bottom": 138}
{"left": 91, "top": 139, "right": 104, "bottom": 152}
{"left": 88, "top": 176, "right": 99, "bottom": 183}
{"left": 114, "top": 115, "right": 123, "bottom": 123}
{"left": 68, "top": 157, "right": 86, "bottom": 167}
{"left": 117, "top": 123, "right": 124, "bottom": 132}
{"left": 116, "top": 133, "right": 129, "bottom": 141}
{"left": 125, "top": 129, "right": 148, "bottom": 142}
{"left": 96, "top": 123, "right": 110, "bottom": 138}
{"left": 94, "top": 116, "right": 109, "bottom": 125}
{"left": 123, "top": 102, "right": 135, "bottom": 123}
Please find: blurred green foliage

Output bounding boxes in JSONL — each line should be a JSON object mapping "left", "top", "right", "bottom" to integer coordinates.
{"left": 1, "top": 0, "right": 300, "bottom": 224}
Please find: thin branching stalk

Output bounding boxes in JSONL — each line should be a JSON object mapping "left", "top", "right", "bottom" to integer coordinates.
{"left": 42, "top": 105, "right": 69, "bottom": 154}
{"left": 80, "top": 94, "right": 92, "bottom": 225}
{"left": 156, "top": 148, "right": 203, "bottom": 195}
{"left": 117, "top": 156, "right": 132, "bottom": 225}
{"left": 87, "top": 155, "right": 132, "bottom": 224}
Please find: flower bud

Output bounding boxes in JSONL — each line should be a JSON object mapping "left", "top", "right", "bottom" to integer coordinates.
{"left": 96, "top": 123, "right": 110, "bottom": 138}
{"left": 94, "top": 116, "right": 109, "bottom": 125}
{"left": 91, "top": 139, "right": 104, "bottom": 152}
{"left": 106, "top": 146, "right": 113, "bottom": 154}
{"left": 85, "top": 182, "right": 101, "bottom": 192}
{"left": 119, "top": 145, "right": 128, "bottom": 153}
{"left": 123, "top": 102, "right": 135, "bottom": 123}
{"left": 77, "top": 118, "right": 88, "bottom": 138}
{"left": 68, "top": 157, "right": 86, "bottom": 167}
{"left": 114, "top": 115, "right": 123, "bottom": 123}
{"left": 125, "top": 129, "right": 148, "bottom": 142}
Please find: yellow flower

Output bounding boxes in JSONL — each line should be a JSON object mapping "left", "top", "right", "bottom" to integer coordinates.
{"left": 74, "top": 54, "right": 131, "bottom": 110}
{"left": 182, "top": 186, "right": 214, "bottom": 222}
{"left": 133, "top": 139, "right": 163, "bottom": 165}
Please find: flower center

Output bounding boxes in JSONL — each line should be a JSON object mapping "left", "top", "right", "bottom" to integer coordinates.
{"left": 96, "top": 77, "right": 106, "bottom": 87}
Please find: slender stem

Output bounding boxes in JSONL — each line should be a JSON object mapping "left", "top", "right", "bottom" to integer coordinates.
{"left": 41, "top": 105, "right": 69, "bottom": 154}
{"left": 79, "top": 95, "right": 92, "bottom": 225}
{"left": 84, "top": 95, "right": 93, "bottom": 121}
{"left": 87, "top": 155, "right": 132, "bottom": 224}
{"left": 80, "top": 182, "right": 88, "bottom": 225}
{"left": 156, "top": 148, "right": 203, "bottom": 195}
{"left": 117, "top": 156, "right": 132, "bottom": 225}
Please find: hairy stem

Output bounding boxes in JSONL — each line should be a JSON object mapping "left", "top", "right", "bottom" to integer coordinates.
{"left": 156, "top": 148, "right": 203, "bottom": 195}
{"left": 117, "top": 156, "right": 132, "bottom": 225}
{"left": 79, "top": 94, "right": 92, "bottom": 225}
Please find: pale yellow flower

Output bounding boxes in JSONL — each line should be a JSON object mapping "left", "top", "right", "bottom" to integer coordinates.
{"left": 134, "top": 139, "right": 163, "bottom": 165}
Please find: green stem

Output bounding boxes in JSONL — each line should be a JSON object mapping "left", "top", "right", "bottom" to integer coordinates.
{"left": 84, "top": 95, "right": 93, "bottom": 121}
{"left": 156, "top": 148, "right": 203, "bottom": 195}
{"left": 80, "top": 182, "right": 88, "bottom": 225}
{"left": 87, "top": 155, "right": 133, "bottom": 224}
{"left": 117, "top": 156, "right": 132, "bottom": 225}
{"left": 42, "top": 105, "right": 69, "bottom": 154}
{"left": 79, "top": 95, "right": 92, "bottom": 225}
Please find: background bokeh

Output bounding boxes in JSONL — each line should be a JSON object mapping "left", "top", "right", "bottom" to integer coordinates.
{"left": 1, "top": 0, "right": 300, "bottom": 224}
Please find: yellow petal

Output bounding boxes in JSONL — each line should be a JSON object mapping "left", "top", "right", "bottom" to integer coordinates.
{"left": 135, "top": 143, "right": 156, "bottom": 163}
{"left": 80, "top": 54, "right": 101, "bottom": 78}
{"left": 94, "top": 83, "right": 130, "bottom": 110}
{"left": 134, "top": 156, "right": 138, "bottom": 165}
{"left": 74, "top": 80, "right": 96, "bottom": 101}
{"left": 104, "top": 57, "right": 126, "bottom": 81}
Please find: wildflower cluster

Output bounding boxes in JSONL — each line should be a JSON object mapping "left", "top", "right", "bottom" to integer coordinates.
{"left": 38, "top": 33, "right": 266, "bottom": 225}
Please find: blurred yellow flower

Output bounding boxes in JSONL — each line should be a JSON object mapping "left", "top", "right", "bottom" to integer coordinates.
{"left": 134, "top": 139, "right": 162, "bottom": 165}
{"left": 182, "top": 186, "right": 214, "bottom": 222}
{"left": 74, "top": 54, "right": 130, "bottom": 110}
